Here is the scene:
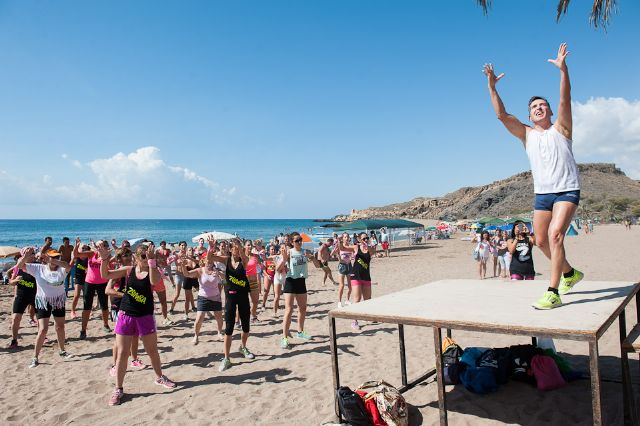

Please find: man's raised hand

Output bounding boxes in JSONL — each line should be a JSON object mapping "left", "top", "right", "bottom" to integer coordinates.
{"left": 482, "top": 63, "right": 504, "bottom": 88}
{"left": 548, "top": 43, "right": 569, "bottom": 70}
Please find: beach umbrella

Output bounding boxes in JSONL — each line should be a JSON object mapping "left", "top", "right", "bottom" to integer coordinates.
{"left": 436, "top": 223, "right": 449, "bottom": 230}
{"left": 128, "top": 239, "right": 148, "bottom": 250}
{"left": 0, "top": 246, "right": 21, "bottom": 258}
{"left": 192, "top": 231, "right": 237, "bottom": 243}
{"left": 299, "top": 232, "right": 321, "bottom": 243}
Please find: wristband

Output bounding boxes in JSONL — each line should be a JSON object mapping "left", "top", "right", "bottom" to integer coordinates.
{"left": 148, "top": 259, "right": 157, "bottom": 268}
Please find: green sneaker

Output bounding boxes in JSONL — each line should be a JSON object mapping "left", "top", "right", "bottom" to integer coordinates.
{"left": 532, "top": 291, "right": 562, "bottom": 310}
{"left": 296, "top": 331, "right": 313, "bottom": 341}
{"left": 218, "top": 357, "right": 231, "bottom": 372}
{"left": 239, "top": 346, "right": 255, "bottom": 359}
{"left": 280, "top": 337, "right": 290, "bottom": 349}
{"left": 558, "top": 269, "right": 584, "bottom": 295}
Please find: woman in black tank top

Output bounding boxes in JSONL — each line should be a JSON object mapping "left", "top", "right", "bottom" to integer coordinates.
{"left": 98, "top": 243, "right": 176, "bottom": 406}
{"left": 206, "top": 237, "right": 255, "bottom": 372}
{"left": 507, "top": 221, "right": 536, "bottom": 280}
{"left": 338, "top": 232, "right": 377, "bottom": 331}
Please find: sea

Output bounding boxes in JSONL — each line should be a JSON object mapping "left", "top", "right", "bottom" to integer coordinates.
{"left": 0, "top": 219, "right": 329, "bottom": 250}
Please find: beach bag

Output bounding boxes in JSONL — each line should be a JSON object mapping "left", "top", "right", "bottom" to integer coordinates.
{"left": 459, "top": 366, "right": 498, "bottom": 394}
{"left": 509, "top": 344, "right": 542, "bottom": 385}
{"left": 531, "top": 355, "right": 567, "bottom": 391}
{"left": 477, "top": 347, "right": 512, "bottom": 385}
{"left": 356, "top": 390, "right": 387, "bottom": 426}
{"left": 441, "top": 337, "right": 464, "bottom": 385}
{"left": 357, "top": 381, "right": 408, "bottom": 426}
{"left": 472, "top": 245, "right": 480, "bottom": 261}
{"left": 336, "top": 386, "right": 371, "bottom": 426}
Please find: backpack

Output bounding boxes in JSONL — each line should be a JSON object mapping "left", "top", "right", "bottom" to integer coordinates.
{"left": 509, "top": 344, "right": 543, "bottom": 385}
{"left": 459, "top": 347, "right": 498, "bottom": 394}
{"left": 477, "top": 347, "right": 512, "bottom": 385}
{"left": 472, "top": 246, "right": 480, "bottom": 261}
{"left": 356, "top": 390, "right": 387, "bottom": 426}
{"left": 336, "top": 386, "right": 372, "bottom": 426}
{"left": 357, "top": 380, "right": 408, "bottom": 426}
{"left": 531, "top": 355, "right": 567, "bottom": 391}
{"left": 441, "top": 337, "right": 464, "bottom": 385}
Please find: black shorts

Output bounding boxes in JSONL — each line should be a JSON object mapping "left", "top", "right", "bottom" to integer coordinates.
{"left": 197, "top": 296, "right": 222, "bottom": 312}
{"left": 283, "top": 277, "right": 307, "bottom": 294}
{"left": 13, "top": 291, "right": 36, "bottom": 314}
{"left": 83, "top": 283, "right": 108, "bottom": 310}
{"left": 183, "top": 278, "right": 198, "bottom": 290}
{"left": 36, "top": 304, "right": 65, "bottom": 319}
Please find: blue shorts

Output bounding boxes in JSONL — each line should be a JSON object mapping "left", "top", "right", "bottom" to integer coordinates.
{"left": 534, "top": 190, "right": 580, "bottom": 211}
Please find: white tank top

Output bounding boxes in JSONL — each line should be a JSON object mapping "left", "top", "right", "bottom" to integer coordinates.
{"left": 525, "top": 125, "right": 580, "bottom": 194}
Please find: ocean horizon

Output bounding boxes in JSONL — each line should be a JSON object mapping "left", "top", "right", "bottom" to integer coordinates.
{"left": 0, "top": 219, "right": 330, "bottom": 249}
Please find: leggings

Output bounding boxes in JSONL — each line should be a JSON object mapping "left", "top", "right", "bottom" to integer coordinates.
{"left": 83, "top": 282, "right": 108, "bottom": 310}
{"left": 224, "top": 291, "right": 250, "bottom": 335}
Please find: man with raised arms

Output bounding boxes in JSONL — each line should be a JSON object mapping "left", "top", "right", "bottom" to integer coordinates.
{"left": 483, "top": 43, "right": 583, "bottom": 309}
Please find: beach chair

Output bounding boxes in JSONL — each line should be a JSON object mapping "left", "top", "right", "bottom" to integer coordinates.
{"left": 622, "top": 323, "right": 640, "bottom": 425}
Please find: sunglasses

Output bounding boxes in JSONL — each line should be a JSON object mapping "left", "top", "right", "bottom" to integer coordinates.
{"left": 293, "top": 239, "right": 303, "bottom": 243}
{"left": 361, "top": 237, "right": 369, "bottom": 241}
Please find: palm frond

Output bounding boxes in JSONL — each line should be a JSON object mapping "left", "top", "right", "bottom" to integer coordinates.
{"left": 555, "top": 0, "right": 617, "bottom": 28}
{"left": 476, "top": 0, "right": 491, "bottom": 16}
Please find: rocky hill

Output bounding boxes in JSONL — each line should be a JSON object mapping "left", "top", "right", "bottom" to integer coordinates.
{"left": 334, "top": 163, "right": 640, "bottom": 221}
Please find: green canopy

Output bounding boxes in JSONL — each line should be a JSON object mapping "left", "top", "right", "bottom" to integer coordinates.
{"left": 328, "top": 219, "right": 424, "bottom": 232}
{"left": 477, "top": 217, "right": 506, "bottom": 225}
{"left": 505, "top": 216, "right": 532, "bottom": 224}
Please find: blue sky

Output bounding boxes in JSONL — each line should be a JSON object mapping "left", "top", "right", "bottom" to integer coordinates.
{"left": 1, "top": 1, "right": 639, "bottom": 219}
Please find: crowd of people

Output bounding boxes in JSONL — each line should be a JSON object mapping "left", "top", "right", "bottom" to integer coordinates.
{"left": 3, "top": 230, "right": 382, "bottom": 406}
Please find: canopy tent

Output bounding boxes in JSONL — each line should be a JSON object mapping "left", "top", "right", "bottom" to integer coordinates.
{"left": 566, "top": 224, "right": 579, "bottom": 236}
{"left": 505, "top": 217, "right": 532, "bottom": 224}
{"left": 326, "top": 219, "right": 425, "bottom": 245}
{"left": 327, "top": 219, "right": 424, "bottom": 231}
{"left": 477, "top": 217, "right": 506, "bottom": 225}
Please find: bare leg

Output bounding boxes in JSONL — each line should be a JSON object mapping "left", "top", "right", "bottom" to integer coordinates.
{"left": 261, "top": 277, "right": 272, "bottom": 309}
{"left": 131, "top": 337, "right": 139, "bottom": 359}
{"left": 282, "top": 293, "right": 295, "bottom": 337}
{"left": 250, "top": 287, "right": 259, "bottom": 319}
{"left": 33, "top": 318, "right": 49, "bottom": 359}
{"left": 273, "top": 285, "right": 281, "bottom": 315}
{"left": 352, "top": 285, "right": 363, "bottom": 304}
{"left": 193, "top": 311, "right": 204, "bottom": 344}
{"left": 477, "top": 260, "right": 483, "bottom": 279}
{"left": 346, "top": 277, "right": 352, "bottom": 302}
{"left": 101, "top": 309, "right": 109, "bottom": 327}
{"left": 337, "top": 274, "right": 345, "bottom": 303}
{"left": 547, "top": 202, "right": 578, "bottom": 289}
{"left": 362, "top": 285, "right": 372, "bottom": 301}
{"left": 11, "top": 313, "right": 22, "bottom": 341}
{"left": 170, "top": 285, "right": 182, "bottom": 312}
{"left": 295, "top": 293, "right": 308, "bottom": 333}
{"left": 140, "top": 333, "right": 163, "bottom": 378}
{"left": 53, "top": 316, "right": 66, "bottom": 351}
{"left": 214, "top": 311, "right": 223, "bottom": 334}
{"left": 115, "top": 334, "right": 133, "bottom": 388}
{"left": 156, "top": 291, "right": 168, "bottom": 319}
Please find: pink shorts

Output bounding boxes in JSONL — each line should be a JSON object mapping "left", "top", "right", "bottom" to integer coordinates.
{"left": 115, "top": 313, "right": 156, "bottom": 336}
{"left": 351, "top": 280, "right": 371, "bottom": 287}
{"left": 511, "top": 274, "right": 534, "bottom": 281}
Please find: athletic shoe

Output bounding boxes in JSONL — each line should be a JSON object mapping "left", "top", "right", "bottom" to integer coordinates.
{"left": 29, "top": 319, "right": 38, "bottom": 326}
{"left": 154, "top": 375, "right": 176, "bottom": 389}
{"left": 218, "top": 357, "right": 232, "bottom": 372}
{"left": 29, "top": 357, "right": 39, "bottom": 368}
{"left": 296, "top": 331, "right": 313, "bottom": 341}
{"left": 184, "top": 315, "right": 189, "bottom": 322}
{"left": 130, "top": 359, "right": 146, "bottom": 370}
{"left": 351, "top": 320, "right": 360, "bottom": 331}
{"left": 109, "top": 365, "right": 117, "bottom": 377}
{"left": 79, "top": 330, "right": 87, "bottom": 340}
{"left": 337, "top": 301, "right": 343, "bottom": 309}
{"left": 162, "top": 318, "right": 174, "bottom": 326}
{"left": 239, "top": 346, "right": 255, "bottom": 359}
{"left": 251, "top": 316, "right": 259, "bottom": 324}
{"left": 102, "top": 326, "right": 111, "bottom": 333}
{"left": 532, "top": 291, "right": 562, "bottom": 310}
{"left": 280, "top": 337, "right": 290, "bottom": 349}
{"left": 344, "top": 300, "right": 352, "bottom": 306}
{"left": 558, "top": 269, "right": 584, "bottom": 295}
{"left": 59, "top": 350, "right": 73, "bottom": 359}
{"left": 192, "top": 336, "right": 199, "bottom": 345}
{"left": 169, "top": 309, "right": 175, "bottom": 316}
{"left": 8, "top": 339, "right": 18, "bottom": 349}
{"left": 108, "top": 388, "right": 123, "bottom": 406}
{"left": 234, "top": 322, "right": 241, "bottom": 330}
{"left": 217, "top": 331, "right": 224, "bottom": 341}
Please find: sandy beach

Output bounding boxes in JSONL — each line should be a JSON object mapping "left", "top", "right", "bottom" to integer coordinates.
{"left": 1, "top": 223, "right": 638, "bottom": 425}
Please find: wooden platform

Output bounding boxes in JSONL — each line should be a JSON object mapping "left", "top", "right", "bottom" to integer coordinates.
{"left": 328, "top": 279, "right": 640, "bottom": 426}
{"left": 330, "top": 279, "right": 638, "bottom": 340}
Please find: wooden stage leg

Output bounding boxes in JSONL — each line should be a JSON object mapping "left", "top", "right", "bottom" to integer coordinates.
{"left": 433, "top": 326, "right": 447, "bottom": 426}
{"left": 589, "top": 339, "right": 603, "bottom": 426}
{"left": 398, "top": 324, "right": 408, "bottom": 387}
{"left": 329, "top": 316, "right": 341, "bottom": 419}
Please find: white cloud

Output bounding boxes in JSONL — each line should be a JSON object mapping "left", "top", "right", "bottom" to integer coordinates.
{"left": 0, "top": 146, "right": 253, "bottom": 212}
{"left": 572, "top": 97, "right": 640, "bottom": 178}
